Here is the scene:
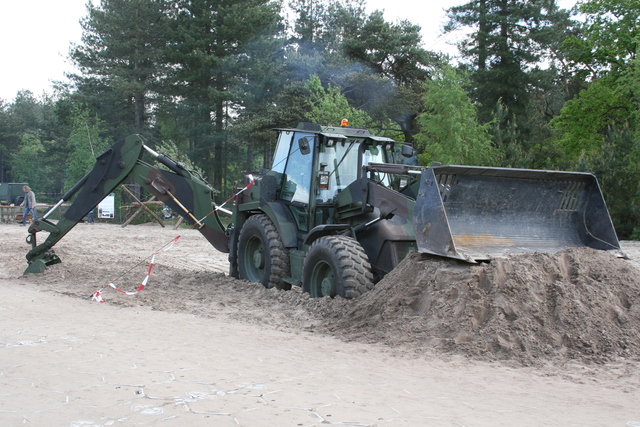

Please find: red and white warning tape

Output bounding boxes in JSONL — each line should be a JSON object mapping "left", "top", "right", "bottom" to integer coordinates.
{"left": 196, "top": 174, "right": 255, "bottom": 223}
{"left": 91, "top": 175, "right": 255, "bottom": 303}
{"left": 91, "top": 235, "right": 181, "bottom": 303}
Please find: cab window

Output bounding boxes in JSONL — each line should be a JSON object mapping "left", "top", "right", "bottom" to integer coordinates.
{"left": 281, "top": 132, "right": 314, "bottom": 204}
{"left": 316, "top": 138, "right": 361, "bottom": 203}
{"left": 271, "top": 131, "right": 293, "bottom": 173}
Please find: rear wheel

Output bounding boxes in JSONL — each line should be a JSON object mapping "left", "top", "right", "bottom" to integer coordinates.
{"left": 238, "top": 214, "right": 291, "bottom": 290}
{"left": 302, "top": 235, "right": 374, "bottom": 299}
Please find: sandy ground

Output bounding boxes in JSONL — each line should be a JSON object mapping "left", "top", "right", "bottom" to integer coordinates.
{"left": 1, "top": 222, "right": 639, "bottom": 426}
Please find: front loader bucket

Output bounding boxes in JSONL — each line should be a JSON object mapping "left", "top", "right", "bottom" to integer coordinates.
{"left": 414, "top": 165, "right": 620, "bottom": 262}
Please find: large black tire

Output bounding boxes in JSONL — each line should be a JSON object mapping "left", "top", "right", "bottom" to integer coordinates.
{"left": 302, "top": 235, "right": 374, "bottom": 299}
{"left": 237, "top": 214, "right": 291, "bottom": 290}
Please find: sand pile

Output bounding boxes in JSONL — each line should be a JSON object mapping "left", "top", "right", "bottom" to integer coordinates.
{"left": 320, "top": 248, "right": 640, "bottom": 365}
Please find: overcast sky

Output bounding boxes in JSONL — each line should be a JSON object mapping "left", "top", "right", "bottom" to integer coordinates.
{"left": 0, "top": 0, "right": 577, "bottom": 102}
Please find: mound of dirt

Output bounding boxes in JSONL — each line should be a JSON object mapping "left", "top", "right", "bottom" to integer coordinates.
{"left": 319, "top": 248, "right": 640, "bottom": 365}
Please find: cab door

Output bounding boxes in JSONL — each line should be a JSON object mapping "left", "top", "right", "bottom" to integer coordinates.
{"left": 279, "top": 132, "right": 315, "bottom": 233}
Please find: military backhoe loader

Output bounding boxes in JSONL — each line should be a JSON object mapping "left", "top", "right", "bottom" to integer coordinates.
{"left": 24, "top": 123, "right": 621, "bottom": 299}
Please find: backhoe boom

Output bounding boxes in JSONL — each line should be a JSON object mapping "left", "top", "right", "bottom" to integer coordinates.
{"left": 24, "top": 135, "right": 229, "bottom": 275}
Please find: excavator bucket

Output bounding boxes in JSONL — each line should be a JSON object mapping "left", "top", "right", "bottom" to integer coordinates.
{"left": 414, "top": 165, "right": 620, "bottom": 262}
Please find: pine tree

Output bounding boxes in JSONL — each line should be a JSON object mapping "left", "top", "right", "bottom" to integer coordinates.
{"left": 166, "top": 0, "right": 282, "bottom": 190}
{"left": 446, "top": 0, "right": 572, "bottom": 123}
{"left": 69, "top": 0, "right": 173, "bottom": 132}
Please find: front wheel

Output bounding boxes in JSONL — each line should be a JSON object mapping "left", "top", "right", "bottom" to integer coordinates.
{"left": 302, "top": 235, "right": 374, "bottom": 299}
{"left": 237, "top": 214, "right": 290, "bottom": 290}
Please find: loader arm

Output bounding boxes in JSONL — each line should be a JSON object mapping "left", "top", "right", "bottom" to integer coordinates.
{"left": 24, "top": 135, "right": 229, "bottom": 275}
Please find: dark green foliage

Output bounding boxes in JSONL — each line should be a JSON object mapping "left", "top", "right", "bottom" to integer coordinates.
{"left": 287, "top": 1, "right": 443, "bottom": 141}
{"left": 445, "top": 0, "right": 577, "bottom": 173}
{"left": 565, "top": 0, "right": 639, "bottom": 75}
{"left": 341, "top": 11, "right": 444, "bottom": 141}
{"left": 69, "top": 0, "right": 173, "bottom": 133}
{"left": 162, "top": 0, "right": 283, "bottom": 192}
{"left": 552, "top": 75, "right": 634, "bottom": 157}
{"left": 572, "top": 125, "right": 640, "bottom": 239}
{"left": 11, "top": 133, "right": 49, "bottom": 192}
{"left": 446, "top": 0, "right": 572, "bottom": 120}
{"left": 414, "top": 67, "right": 499, "bottom": 166}
{"left": 0, "top": 99, "right": 19, "bottom": 183}
{"left": 63, "top": 105, "right": 111, "bottom": 189}
{"left": 1, "top": 91, "right": 68, "bottom": 200}
{"left": 550, "top": 0, "right": 640, "bottom": 238}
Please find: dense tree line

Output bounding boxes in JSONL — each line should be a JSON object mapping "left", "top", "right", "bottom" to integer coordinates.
{"left": 0, "top": 0, "right": 638, "bottom": 238}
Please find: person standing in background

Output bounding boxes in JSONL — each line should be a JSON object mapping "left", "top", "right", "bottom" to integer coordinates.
{"left": 20, "top": 185, "right": 39, "bottom": 226}
{"left": 87, "top": 208, "right": 95, "bottom": 224}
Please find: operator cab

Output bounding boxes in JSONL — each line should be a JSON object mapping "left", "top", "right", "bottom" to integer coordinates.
{"left": 271, "top": 123, "right": 400, "bottom": 206}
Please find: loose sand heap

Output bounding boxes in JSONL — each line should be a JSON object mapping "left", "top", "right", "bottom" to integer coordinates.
{"left": 321, "top": 249, "right": 640, "bottom": 366}
{"left": 5, "top": 224, "right": 640, "bottom": 367}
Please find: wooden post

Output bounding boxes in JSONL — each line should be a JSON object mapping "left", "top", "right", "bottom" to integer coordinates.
{"left": 120, "top": 185, "right": 165, "bottom": 228}
{"left": 121, "top": 203, "right": 146, "bottom": 227}
{"left": 173, "top": 215, "right": 184, "bottom": 230}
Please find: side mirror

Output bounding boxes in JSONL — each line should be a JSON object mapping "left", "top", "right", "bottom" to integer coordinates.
{"left": 298, "top": 137, "right": 312, "bottom": 155}
{"left": 401, "top": 143, "right": 414, "bottom": 158}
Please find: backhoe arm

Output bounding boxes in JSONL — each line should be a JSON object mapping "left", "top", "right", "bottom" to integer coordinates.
{"left": 24, "top": 135, "right": 229, "bottom": 275}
